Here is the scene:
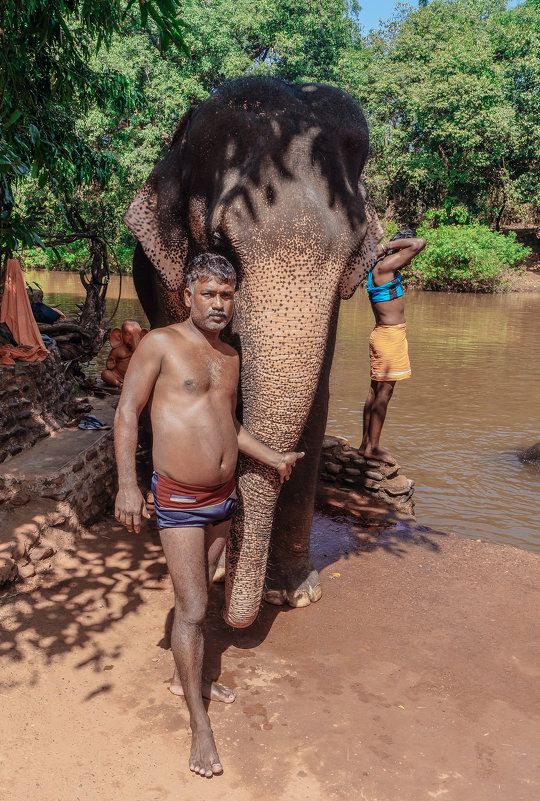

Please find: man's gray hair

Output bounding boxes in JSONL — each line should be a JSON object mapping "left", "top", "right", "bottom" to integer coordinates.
{"left": 186, "top": 253, "right": 236, "bottom": 290}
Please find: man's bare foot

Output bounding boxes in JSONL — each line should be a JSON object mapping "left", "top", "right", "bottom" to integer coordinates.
{"left": 169, "top": 670, "right": 235, "bottom": 703}
{"left": 362, "top": 446, "right": 397, "bottom": 465}
{"left": 189, "top": 726, "right": 223, "bottom": 777}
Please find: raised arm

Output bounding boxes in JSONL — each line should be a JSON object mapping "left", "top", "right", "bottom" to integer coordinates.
{"left": 114, "top": 332, "right": 163, "bottom": 532}
{"left": 377, "top": 237, "right": 427, "bottom": 275}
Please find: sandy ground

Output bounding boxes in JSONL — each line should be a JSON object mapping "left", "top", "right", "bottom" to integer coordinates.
{"left": 1, "top": 505, "right": 539, "bottom": 801}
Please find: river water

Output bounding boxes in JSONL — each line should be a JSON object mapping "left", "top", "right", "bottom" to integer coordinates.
{"left": 25, "top": 269, "right": 540, "bottom": 552}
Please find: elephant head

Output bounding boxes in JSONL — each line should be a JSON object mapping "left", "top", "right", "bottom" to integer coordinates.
{"left": 124, "top": 77, "right": 383, "bottom": 627}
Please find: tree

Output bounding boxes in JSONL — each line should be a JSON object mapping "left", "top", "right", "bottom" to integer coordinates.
{"left": 21, "top": 0, "right": 364, "bottom": 268}
{"left": 0, "top": 0, "right": 187, "bottom": 259}
{"left": 338, "top": 0, "right": 540, "bottom": 226}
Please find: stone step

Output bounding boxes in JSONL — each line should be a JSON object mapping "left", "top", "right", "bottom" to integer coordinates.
{"left": 0, "top": 397, "right": 119, "bottom": 586}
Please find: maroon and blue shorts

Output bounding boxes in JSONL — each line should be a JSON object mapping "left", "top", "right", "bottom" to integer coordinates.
{"left": 151, "top": 472, "right": 236, "bottom": 530}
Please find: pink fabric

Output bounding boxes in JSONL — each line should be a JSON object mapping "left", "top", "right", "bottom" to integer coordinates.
{"left": 0, "top": 258, "right": 48, "bottom": 364}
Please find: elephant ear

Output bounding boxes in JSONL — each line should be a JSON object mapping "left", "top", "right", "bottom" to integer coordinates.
{"left": 123, "top": 108, "right": 194, "bottom": 291}
{"left": 339, "top": 181, "right": 384, "bottom": 300}
{"left": 109, "top": 327, "right": 123, "bottom": 348}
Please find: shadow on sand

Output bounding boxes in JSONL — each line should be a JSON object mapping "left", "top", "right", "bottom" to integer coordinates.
{"left": 0, "top": 505, "right": 447, "bottom": 696}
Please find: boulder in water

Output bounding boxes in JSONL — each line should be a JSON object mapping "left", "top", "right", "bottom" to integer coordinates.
{"left": 518, "top": 442, "right": 540, "bottom": 465}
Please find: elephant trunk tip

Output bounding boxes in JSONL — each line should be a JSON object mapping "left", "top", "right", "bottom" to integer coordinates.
{"left": 221, "top": 604, "right": 258, "bottom": 630}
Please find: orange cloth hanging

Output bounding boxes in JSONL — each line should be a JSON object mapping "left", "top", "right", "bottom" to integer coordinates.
{"left": 0, "top": 258, "right": 48, "bottom": 365}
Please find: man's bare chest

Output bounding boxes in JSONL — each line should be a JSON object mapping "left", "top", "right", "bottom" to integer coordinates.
{"left": 159, "top": 351, "right": 237, "bottom": 396}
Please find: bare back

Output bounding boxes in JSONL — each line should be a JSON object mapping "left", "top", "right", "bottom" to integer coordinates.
{"left": 121, "top": 321, "right": 240, "bottom": 486}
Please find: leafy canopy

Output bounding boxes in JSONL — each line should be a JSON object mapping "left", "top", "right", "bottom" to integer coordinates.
{"left": 0, "top": 0, "right": 186, "bottom": 258}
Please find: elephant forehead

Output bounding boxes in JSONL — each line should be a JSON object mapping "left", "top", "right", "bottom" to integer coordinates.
{"left": 228, "top": 214, "right": 358, "bottom": 276}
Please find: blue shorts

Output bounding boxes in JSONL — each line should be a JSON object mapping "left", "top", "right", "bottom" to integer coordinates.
{"left": 151, "top": 472, "right": 236, "bottom": 530}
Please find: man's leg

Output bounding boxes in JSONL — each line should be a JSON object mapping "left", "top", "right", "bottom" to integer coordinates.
{"left": 363, "top": 380, "right": 397, "bottom": 464}
{"left": 359, "top": 382, "right": 376, "bottom": 455}
{"left": 160, "top": 526, "right": 223, "bottom": 777}
{"left": 169, "top": 518, "right": 235, "bottom": 704}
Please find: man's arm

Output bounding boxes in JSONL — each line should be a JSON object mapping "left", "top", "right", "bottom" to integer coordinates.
{"left": 236, "top": 425, "right": 304, "bottom": 484}
{"left": 114, "top": 333, "right": 163, "bottom": 533}
{"left": 378, "top": 237, "right": 427, "bottom": 276}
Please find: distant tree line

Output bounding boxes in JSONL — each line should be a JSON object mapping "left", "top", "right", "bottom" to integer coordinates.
{"left": 5, "top": 0, "right": 538, "bottom": 288}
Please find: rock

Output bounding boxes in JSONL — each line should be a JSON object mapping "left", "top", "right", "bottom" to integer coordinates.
{"left": 18, "top": 562, "right": 36, "bottom": 579}
{"left": 319, "top": 473, "right": 335, "bottom": 482}
{"left": 367, "top": 460, "right": 401, "bottom": 477}
{"left": 30, "top": 543, "right": 56, "bottom": 562}
{"left": 362, "top": 478, "right": 381, "bottom": 490}
{"left": 365, "top": 469, "right": 384, "bottom": 481}
{"left": 322, "top": 434, "right": 348, "bottom": 450}
{"left": 0, "top": 556, "right": 17, "bottom": 584}
{"left": 384, "top": 475, "right": 413, "bottom": 496}
{"left": 325, "top": 462, "right": 342, "bottom": 475}
{"left": 11, "top": 523, "right": 40, "bottom": 560}
{"left": 48, "top": 512, "right": 67, "bottom": 527}
{"left": 518, "top": 442, "right": 540, "bottom": 466}
{"left": 352, "top": 457, "right": 367, "bottom": 466}
{"left": 344, "top": 467, "right": 362, "bottom": 476}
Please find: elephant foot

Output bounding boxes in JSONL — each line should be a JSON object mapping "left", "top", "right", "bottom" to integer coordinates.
{"left": 263, "top": 566, "right": 322, "bottom": 608}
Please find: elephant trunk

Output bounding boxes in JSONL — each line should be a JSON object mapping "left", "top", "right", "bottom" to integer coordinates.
{"left": 224, "top": 277, "right": 339, "bottom": 627}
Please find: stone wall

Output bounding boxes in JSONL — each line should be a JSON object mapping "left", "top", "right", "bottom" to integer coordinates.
{"left": 319, "top": 435, "right": 415, "bottom": 516}
{"left": 0, "top": 428, "right": 117, "bottom": 526}
{"left": 0, "top": 345, "right": 76, "bottom": 463}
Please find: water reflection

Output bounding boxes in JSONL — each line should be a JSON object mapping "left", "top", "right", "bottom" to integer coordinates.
{"left": 24, "top": 270, "right": 540, "bottom": 552}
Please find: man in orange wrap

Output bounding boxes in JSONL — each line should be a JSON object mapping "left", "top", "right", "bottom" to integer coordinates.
{"left": 359, "top": 229, "right": 426, "bottom": 465}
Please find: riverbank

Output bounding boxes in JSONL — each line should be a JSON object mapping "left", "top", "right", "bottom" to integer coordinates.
{"left": 1, "top": 508, "right": 538, "bottom": 801}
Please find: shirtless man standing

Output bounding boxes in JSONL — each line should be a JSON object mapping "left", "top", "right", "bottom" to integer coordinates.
{"left": 114, "top": 253, "right": 303, "bottom": 778}
{"left": 359, "top": 229, "right": 426, "bottom": 465}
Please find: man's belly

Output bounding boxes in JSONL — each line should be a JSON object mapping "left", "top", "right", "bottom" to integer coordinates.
{"left": 151, "top": 414, "right": 238, "bottom": 487}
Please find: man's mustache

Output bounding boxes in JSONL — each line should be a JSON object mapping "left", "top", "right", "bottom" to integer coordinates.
{"left": 206, "top": 310, "right": 227, "bottom": 318}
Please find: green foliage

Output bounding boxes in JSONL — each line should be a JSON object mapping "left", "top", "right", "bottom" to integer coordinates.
{"left": 340, "top": 0, "right": 540, "bottom": 226}
{"left": 0, "top": 1, "right": 187, "bottom": 259}
{"left": 407, "top": 224, "right": 531, "bottom": 291}
{"left": 4, "top": 0, "right": 539, "bottom": 294}
{"left": 21, "top": 241, "right": 134, "bottom": 272}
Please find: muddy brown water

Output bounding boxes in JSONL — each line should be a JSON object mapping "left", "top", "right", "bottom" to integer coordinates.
{"left": 24, "top": 269, "right": 540, "bottom": 552}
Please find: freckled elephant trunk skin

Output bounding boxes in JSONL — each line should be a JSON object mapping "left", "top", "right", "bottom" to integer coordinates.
{"left": 224, "top": 295, "right": 340, "bottom": 628}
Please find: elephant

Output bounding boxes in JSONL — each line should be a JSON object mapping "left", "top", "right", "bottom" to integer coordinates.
{"left": 124, "top": 76, "right": 383, "bottom": 628}
{"left": 101, "top": 320, "right": 149, "bottom": 387}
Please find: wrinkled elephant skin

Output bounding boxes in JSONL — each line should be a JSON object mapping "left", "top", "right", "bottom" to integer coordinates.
{"left": 124, "top": 77, "right": 383, "bottom": 627}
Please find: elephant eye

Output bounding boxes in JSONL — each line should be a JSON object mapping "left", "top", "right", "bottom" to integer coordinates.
{"left": 212, "top": 229, "right": 226, "bottom": 246}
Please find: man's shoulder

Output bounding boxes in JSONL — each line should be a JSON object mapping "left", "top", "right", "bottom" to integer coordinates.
{"left": 219, "top": 341, "right": 239, "bottom": 360}
{"left": 144, "top": 323, "right": 187, "bottom": 344}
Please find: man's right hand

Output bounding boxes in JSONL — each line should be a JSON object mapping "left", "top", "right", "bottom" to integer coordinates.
{"left": 115, "top": 486, "right": 151, "bottom": 533}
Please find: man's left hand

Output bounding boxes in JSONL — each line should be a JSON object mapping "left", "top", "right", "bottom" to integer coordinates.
{"left": 276, "top": 451, "right": 305, "bottom": 484}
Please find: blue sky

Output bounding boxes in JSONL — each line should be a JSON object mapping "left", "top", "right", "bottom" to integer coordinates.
{"left": 358, "top": 0, "right": 522, "bottom": 34}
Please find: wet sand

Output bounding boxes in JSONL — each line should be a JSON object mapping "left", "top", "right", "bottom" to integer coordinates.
{"left": 1, "top": 509, "right": 538, "bottom": 801}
